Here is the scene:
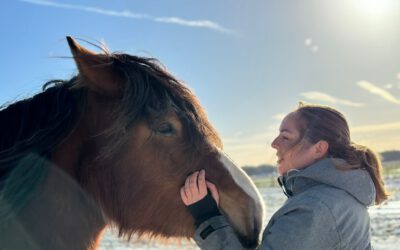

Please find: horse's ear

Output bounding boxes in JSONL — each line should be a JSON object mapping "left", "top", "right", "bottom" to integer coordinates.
{"left": 66, "top": 36, "right": 124, "bottom": 97}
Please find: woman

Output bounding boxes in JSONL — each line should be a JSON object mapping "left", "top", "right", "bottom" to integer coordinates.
{"left": 181, "top": 103, "right": 388, "bottom": 250}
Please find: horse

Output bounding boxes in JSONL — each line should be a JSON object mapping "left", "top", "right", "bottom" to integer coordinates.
{"left": 0, "top": 37, "right": 264, "bottom": 249}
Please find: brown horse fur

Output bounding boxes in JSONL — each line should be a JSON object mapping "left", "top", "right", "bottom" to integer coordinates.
{"left": 0, "top": 37, "right": 264, "bottom": 249}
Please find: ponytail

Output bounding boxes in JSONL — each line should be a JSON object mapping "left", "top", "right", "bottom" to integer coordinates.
{"left": 339, "top": 143, "right": 388, "bottom": 205}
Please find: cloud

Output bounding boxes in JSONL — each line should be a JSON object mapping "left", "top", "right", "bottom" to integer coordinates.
{"left": 223, "top": 138, "right": 277, "bottom": 166}
{"left": 397, "top": 73, "right": 400, "bottom": 89}
{"left": 21, "top": 0, "right": 234, "bottom": 34}
{"left": 153, "top": 17, "right": 233, "bottom": 33}
{"left": 357, "top": 81, "right": 400, "bottom": 104}
{"left": 304, "top": 38, "right": 312, "bottom": 46}
{"left": 311, "top": 45, "right": 319, "bottom": 53}
{"left": 352, "top": 121, "right": 400, "bottom": 133}
{"left": 272, "top": 113, "right": 286, "bottom": 121}
{"left": 222, "top": 130, "right": 278, "bottom": 166}
{"left": 304, "top": 37, "right": 319, "bottom": 53}
{"left": 383, "top": 83, "right": 394, "bottom": 89}
{"left": 300, "top": 91, "right": 365, "bottom": 107}
{"left": 223, "top": 130, "right": 275, "bottom": 146}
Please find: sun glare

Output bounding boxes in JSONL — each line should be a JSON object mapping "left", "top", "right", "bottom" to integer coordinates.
{"left": 354, "top": 0, "right": 395, "bottom": 17}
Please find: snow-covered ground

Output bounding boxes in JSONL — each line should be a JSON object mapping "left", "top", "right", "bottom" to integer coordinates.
{"left": 99, "top": 177, "right": 400, "bottom": 250}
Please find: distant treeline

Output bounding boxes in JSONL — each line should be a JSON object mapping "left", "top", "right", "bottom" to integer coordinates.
{"left": 241, "top": 150, "right": 400, "bottom": 176}
{"left": 242, "top": 164, "right": 275, "bottom": 176}
{"left": 381, "top": 150, "right": 400, "bottom": 162}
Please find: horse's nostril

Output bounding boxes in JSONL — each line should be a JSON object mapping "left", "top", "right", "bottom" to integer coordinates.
{"left": 237, "top": 234, "right": 259, "bottom": 249}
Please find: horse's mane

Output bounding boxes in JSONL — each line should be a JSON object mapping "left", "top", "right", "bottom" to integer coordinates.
{"left": 0, "top": 79, "right": 83, "bottom": 168}
{"left": 0, "top": 79, "right": 84, "bottom": 219}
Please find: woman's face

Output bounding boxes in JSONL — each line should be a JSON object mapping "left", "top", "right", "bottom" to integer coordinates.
{"left": 271, "top": 112, "right": 319, "bottom": 175}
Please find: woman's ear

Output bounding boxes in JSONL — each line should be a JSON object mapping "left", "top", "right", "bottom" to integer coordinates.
{"left": 314, "top": 140, "right": 329, "bottom": 159}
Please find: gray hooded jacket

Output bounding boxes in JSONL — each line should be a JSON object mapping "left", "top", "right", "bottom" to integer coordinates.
{"left": 194, "top": 158, "right": 376, "bottom": 250}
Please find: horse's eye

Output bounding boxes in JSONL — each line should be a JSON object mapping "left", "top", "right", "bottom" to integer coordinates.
{"left": 156, "top": 123, "right": 176, "bottom": 136}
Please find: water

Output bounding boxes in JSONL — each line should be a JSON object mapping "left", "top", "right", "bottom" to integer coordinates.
{"left": 99, "top": 177, "right": 400, "bottom": 250}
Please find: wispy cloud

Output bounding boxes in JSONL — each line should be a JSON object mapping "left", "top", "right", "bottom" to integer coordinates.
{"left": 300, "top": 91, "right": 365, "bottom": 107}
{"left": 357, "top": 81, "right": 400, "bottom": 104}
{"left": 304, "top": 37, "right": 319, "bottom": 53}
{"left": 383, "top": 83, "right": 394, "bottom": 89}
{"left": 223, "top": 138, "right": 276, "bottom": 166}
{"left": 352, "top": 121, "right": 400, "bottom": 133}
{"left": 222, "top": 129, "right": 278, "bottom": 166}
{"left": 397, "top": 73, "right": 400, "bottom": 89}
{"left": 272, "top": 113, "right": 286, "bottom": 121}
{"left": 304, "top": 38, "right": 312, "bottom": 46}
{"left": 21, "top": 0, "right": 235, "bottom": 34}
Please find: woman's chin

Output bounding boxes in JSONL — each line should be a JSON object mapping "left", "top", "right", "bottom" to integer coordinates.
{"left": 277, "top": 165, "right": 285, "bottom": 175}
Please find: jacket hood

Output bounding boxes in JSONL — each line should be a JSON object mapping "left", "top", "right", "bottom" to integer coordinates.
{"left": 278, "top": 158, "right": 376, "bottom": 206}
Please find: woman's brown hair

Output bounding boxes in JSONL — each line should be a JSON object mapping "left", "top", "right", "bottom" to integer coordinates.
{"left": 294, "top": 103, "right": 388, "bottom": 205}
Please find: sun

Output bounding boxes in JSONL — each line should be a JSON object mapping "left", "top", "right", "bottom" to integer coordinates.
{"left": 354, "top": 0, "right": 395, "bottom": 17}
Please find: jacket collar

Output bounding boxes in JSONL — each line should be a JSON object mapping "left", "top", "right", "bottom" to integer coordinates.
{"left": 277, "top": 158, "right": 376, "bottom": 206}
{"left": 277, "top": 169, "right": 301, "bottom": 197}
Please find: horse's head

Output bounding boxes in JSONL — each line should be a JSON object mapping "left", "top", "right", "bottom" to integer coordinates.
{"left": 55, "top": 37, "right": 264, "bottom": 247}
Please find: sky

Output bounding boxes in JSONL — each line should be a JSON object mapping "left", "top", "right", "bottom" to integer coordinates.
{"left": 1, "top": 0, "right": 399, "bottom": 166}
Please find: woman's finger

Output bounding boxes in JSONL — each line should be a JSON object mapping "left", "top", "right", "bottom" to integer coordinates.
{"left": 185, "top": 173, "right": 194, "bottom": 199}
{"left": 198, "top": 169, "right": 207, "bottom": 196}
{"left": 189, "top": 171, "right": 200, "bottom": 196}
{"left": 180, "top": 187, "right": 189, "bottom": 205}
{"left": 206, "top": 181, "right": 220, "bottom": 206}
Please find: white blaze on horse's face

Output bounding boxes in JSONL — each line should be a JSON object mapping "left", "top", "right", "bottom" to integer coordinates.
{"left": 217, "top": 150, "right": 265, "bottom": 245}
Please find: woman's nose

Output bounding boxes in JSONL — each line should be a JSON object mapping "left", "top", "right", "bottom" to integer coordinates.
{"left": 271, "top": 137, "right": 279, "bottom": 149}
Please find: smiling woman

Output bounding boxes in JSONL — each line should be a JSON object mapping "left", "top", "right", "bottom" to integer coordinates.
{"left": 181, "top": 103, "right": 388, "bottom": 250}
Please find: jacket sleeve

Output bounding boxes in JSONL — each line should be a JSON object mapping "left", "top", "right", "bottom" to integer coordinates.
{"left": 193, "top": 215, "right": 249, "bottom": 250}
{"left": 193, "top": 197, "right": 340, "bottom": 250}
{"left": 259, "top": 197, "right": 340, "bottom": 250}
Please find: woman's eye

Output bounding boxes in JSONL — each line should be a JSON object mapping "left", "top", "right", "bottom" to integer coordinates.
{"left": 156, "top": 123, "right": 175, "bottom": 136}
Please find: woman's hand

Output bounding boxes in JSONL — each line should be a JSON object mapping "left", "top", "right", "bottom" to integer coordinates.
{"left": 180, "top": 169, "right": 219, "bottom": 206}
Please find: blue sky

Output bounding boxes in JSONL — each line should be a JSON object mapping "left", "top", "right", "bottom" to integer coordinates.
{"left": 1, "top": 0, "right": 399, "bottom": 166}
